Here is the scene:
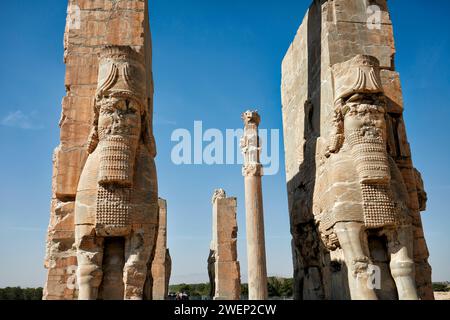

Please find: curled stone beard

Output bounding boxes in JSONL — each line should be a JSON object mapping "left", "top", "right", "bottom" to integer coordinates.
{"left": 98, "top": 134, "right": 138, "bottom": 187}
{"left": 345, "top": 127, "right": 398, "bottom": 228}
{"left": 95, "top": 132, "right": 139, "bottom": 237}
{"left": 345, "top": 127, "right": 390, "bottom": 185}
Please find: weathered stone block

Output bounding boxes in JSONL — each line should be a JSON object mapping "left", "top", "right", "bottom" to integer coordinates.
{"left": 209, "top": 190, "right": 241, "bottom": 300}
{"left": 151, "top": 198, "right": 171, "bottom": 300}
{"left": 282, "top": 0, "right": 433, "bottom": 300}
{"left": 45, "top": 0, "right": 157, "bottom": 300}
{"left": 54, "top": 147, "right": 88, "bottom": 199}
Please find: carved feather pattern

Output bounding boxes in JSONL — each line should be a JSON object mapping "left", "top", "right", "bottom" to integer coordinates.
{"left": 97, "top": 63, "right": 118, "bottom": 95}
{"left": 351, "top": 67, "right": 382, "bottom": 93}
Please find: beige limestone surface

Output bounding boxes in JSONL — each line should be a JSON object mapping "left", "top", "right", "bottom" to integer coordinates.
{"left": 240, "top": 111, "right": 268, "bottom": 300}
{"left": 151, "top": 198, "right": 171, "bottom": 300}
{"left": 281, "top": 0, "right": 433, "bottom": 300}
{"left": 44, "top": 0, "right": 158, "bottom": 300}
{"left": 209, "top": 189, "right": 241, "bottom": 300}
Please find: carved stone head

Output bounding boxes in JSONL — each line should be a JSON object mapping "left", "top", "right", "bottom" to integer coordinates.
{"left": 88, "top": 46, "right": 148, "bottom": 187}
{"left": 87, "top": 46, "right": 151, "bottom": 236}
{"left": 330, "top": 55, "right": 390, "bottom": 185}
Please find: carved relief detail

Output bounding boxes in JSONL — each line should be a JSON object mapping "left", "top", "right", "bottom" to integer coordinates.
{"left": 212, "top": 189, "right": 227, "bottom": 204}
{"left": 242, "top": 164, "right": 263, "bottom": 177}
{"left": 240, "top": 110, "right": 263, "bottom": 177}
{"left": 314, "top": 55, "right": 420, "bottom": 300}
{"left": 95, "top": 185, "right": 131, "bottom": 236}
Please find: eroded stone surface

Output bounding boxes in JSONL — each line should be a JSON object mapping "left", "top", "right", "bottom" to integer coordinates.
{"left": 209, "top": 189, "right": 241, "bottom": 300}
{"left": 240, "top": 112, "right": 268, "bottom": 300}
{"left": 44, "top": 0, "right": 157, "bottom": 300}
{"left": 281, "top": 0, "right": 433, "bottom": 300}
{"left": 151, "top": 198, "right": 172, "bottom": 300}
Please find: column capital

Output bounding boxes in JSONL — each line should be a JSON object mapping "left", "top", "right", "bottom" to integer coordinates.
{"left": 242, "top": 163, "right": 263, "bottom": 177}
{"left": 241, "top": 110, "right": 261, "bottom": 127}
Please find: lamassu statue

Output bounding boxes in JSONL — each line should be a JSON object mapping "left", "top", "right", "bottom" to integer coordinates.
{"left": 75, "top": 46, "right": 158, "bottom": 300}
{"left": 316, "top": 55, "right": 419, "bottom": 300}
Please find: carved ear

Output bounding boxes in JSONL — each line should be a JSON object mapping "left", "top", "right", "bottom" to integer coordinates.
{"left": 87, "top": 97, "right": 100, "bottom": 154}
{"left": 141, "top": 110, "right": 156, "bottom": 157}
{"left": 326, "top": 107, "right": 345, "bottom": 156}
{"left": 87, "top": 126, "right": 99, "bottom": 154}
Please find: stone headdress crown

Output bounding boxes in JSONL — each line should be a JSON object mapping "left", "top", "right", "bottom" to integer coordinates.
{"left": 332, "top": 55, "right": 383, "bottom": 103}
{"left": 87, "top": 46, "right": 156, "bottom": 156}
{"left": 241, "top": 110, "right": 261, "bottom": 126}
{"left": 96, "top": 46, "right": 147, "bottom": 109}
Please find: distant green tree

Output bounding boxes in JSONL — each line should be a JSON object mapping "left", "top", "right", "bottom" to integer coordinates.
{"left": 23, "top": 288, "right": 33, "bottom": 300}
{"left": 196, "top": 283, "right": 206, "bottom": 295}
{"left": 168, "top": 278, "right": 295, "bottom": 299}
{"left": 169, "top": 283, "right": 212, "bottom": 299}
{"left": 0, "top": 287, "right": 43, "bottom": 300}
{"left": 8, "top": 287, "right": 22, "bottom": 300}
{"left": 179, "top": 284, "right": 191, "bottom": 294}
{"left": 433, "top": 283, "right": 449, "bottom": 292}
{"left": 267, "top": 277, "right": 282, "bottom": 297}
{"left": 267, "top": 278, "right": 275, "bottom": 297}
{"left": 23, "top": 287, "right": 42, "bottom": 300}
{"left": 240, "top": 283, "right": 248, "bottom": 297}
{"left": 33, "top": 288, "right": 43, "bottom": 300}
{"left": 197, "top": 283, "right": 210, "bottom": 297}
{"left": 280, "top": 278, "right": 293, "bottom": 297}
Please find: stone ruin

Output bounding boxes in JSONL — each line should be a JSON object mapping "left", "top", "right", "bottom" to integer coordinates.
{"left": 281, "top": 0, "right": 433, "bottom": 299}
{"left": 43, "top": 0, "right": 435, "bottom": 301}
{"left": 75, "top": 44, "right": 158, "bottom": 300}
{"left": 151, "top": 198, "right": 172, "bottom": 300}
{"left": 208, "top": 189, "right": 241, "bottom": 300}
{"left": 43, "top": 0, "right": 167, "bottom": 300}
{"left": 240, "top": 111, "right": 269, "bottom": 300}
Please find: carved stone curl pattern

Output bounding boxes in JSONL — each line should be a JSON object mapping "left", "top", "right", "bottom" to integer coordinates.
{"left": 240, "top": 110, "right": 262, "bottom": 168}
{"left": 314, "top": 55, "right": 420, "bottom": 300}
{"left": 87, "top": 45, "right": 156, "bottom": 158}
{"left": 74, "top": 46, "right": 159, "bottom": 300}
{"left": 211, "top": 189, "right": 226, "bottom": 204}
{"left": 98, "top": 45, "right": 144, "bottom": 62}
{"left": 326, "top": 55, "right": 386, "bottom": 157}
{"left": 242, "top": 163, "right": 263, "bottom": 177}
{"left": 320, "top": 55, "right": 401, "bottom": 233}
{"left": 90, "top": 46, "right": 148, "bottom": 235}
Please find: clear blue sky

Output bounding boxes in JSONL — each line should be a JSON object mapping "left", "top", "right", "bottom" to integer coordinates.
{"left": 0, "top": 0, "right": 449, "bottom": 287}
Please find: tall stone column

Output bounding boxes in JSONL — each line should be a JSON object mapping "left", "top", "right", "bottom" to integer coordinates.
{"left": 240, "top": 111, "right": 268, "bottom": 300}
